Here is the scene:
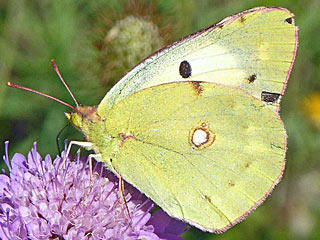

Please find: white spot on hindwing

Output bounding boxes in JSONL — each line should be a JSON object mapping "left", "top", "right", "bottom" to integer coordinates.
{"left": 189, "top": 121, "right": 216, "bottom": 150}
{"left": 192, "top": 129, "right": 208, "bottom": 147}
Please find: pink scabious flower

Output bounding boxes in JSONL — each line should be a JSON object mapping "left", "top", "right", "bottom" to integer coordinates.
{"left": 0, "top": 141, "right": 186, "bottom": 240}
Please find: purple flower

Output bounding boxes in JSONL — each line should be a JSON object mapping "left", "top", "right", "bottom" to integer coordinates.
{"left": 0, "top": 141, "right": 187, "bottom": 239}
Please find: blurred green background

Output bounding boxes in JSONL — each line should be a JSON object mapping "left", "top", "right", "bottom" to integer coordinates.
{"left": 1, "top": 0, "right": 319, "bottom": 239}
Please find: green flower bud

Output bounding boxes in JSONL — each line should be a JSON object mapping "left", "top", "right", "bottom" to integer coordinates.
{"left": 101, "top": 16, "right": 164, "bottom": 86}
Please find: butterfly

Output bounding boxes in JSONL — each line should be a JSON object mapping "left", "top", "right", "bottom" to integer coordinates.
{"left": 8, "top": 6, "right": 298, "bottom": 233}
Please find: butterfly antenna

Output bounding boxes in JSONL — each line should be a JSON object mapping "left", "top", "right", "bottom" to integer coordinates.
{"left": 6, "top": 82, "right": 76, "bottom": 111}
{"left": 51, "top": 59, "right": 79, "bottom": 108}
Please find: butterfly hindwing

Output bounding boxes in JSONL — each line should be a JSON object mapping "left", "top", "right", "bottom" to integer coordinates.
{"left": 100, "top": 81, "right": 286, "bottom": 233}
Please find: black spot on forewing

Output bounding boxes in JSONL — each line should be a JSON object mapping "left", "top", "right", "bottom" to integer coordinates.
{"left": 248, "top": 74, "right": 257, "bottom": 83}
{"left": 261, "top": 91, "right": 281, "bottom": 103}
{"left": 179, "top": 60, "right": 192, "bottom": 78}
{"left": 240, "top": 16, "right": 245, "bottom": 23}
{"left": 285, "top": 17, "right": 293, "bottom": 24}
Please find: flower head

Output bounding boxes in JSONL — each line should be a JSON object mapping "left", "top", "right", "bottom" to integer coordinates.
{"left": 0, "top": 141, "right": 186, "bottom": 239}
{"left": 100, "top": 15, "right": 164, "bottom": 87}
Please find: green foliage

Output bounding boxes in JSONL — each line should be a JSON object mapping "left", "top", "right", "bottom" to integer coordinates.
{"left": 0, "top": 0, "right": 319, "bottom": 239}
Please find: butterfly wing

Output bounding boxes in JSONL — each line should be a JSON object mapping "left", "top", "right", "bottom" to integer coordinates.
{"left": 98, "top": 6, "right": 298, "bottom": 115}
{"left": 101, "top": 81, "right": 286, "bottom": 233}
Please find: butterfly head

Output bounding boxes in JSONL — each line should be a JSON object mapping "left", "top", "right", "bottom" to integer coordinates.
{"left": 65, "top": 105, "right": 100, "bottom": 131}
{"left": 65, "top": 111, "right": 81, "bottom": 130}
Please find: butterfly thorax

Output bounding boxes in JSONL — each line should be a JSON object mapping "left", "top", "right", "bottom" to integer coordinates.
{"left": 65, "top": 106, "right": 114, "bottom": 160}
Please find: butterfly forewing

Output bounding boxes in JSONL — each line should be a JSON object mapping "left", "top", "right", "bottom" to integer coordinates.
{"left": 98, "top": 7, "right": 298, "bottom": 116}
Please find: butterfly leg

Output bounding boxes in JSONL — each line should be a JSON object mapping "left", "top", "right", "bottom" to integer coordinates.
{"left": 58, "top": 141, "right": 98, "bottom": 195}
{"left": 59, "top": 140, "right": 93, "bottom": 172}
{"left": 81, "top": 152, "right": 101, "bottom": 202}
{"left": 88, "top": 152, "right": 103, "bottom": 180}
{"left": 109, "top": 170, "right": 133, "bottom": 231}
{"left": 118, "top": 176, "right": 134, "bottom": 231}
{"left": 119, "top": 177, "right": 131, "bottom": 218}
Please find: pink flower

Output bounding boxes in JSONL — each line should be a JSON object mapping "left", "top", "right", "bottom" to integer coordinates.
{"left": 0, "top": 141, "right": 186, "bottom": 239}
